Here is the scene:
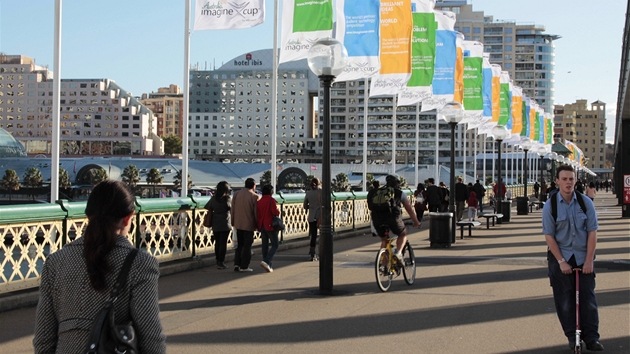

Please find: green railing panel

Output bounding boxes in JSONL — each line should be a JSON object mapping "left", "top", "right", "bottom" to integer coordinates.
{"left": 0, "top": 203, "right": 66, "bottom": 223}
{"left": 135, "top": 197, "right": 196, "bottom": 213}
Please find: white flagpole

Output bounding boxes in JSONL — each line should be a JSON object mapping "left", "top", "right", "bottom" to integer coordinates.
{"left": 181, "top": 0, "right": 191, "bottom": 196}
{"left": 415, "top": 102, "right": 419, "bottom": 187}
{"left": 392, "top": 95, "right": 397, "bottom": 175}
{"left": 474, "top": 129, "right": 477, "bottom": 180}
{"left": 271, "top": 0, "right": 279, "bottom": 186}
{"left": 362, "top": 78, "right": 369, "bottom": 190}
{"left": 51, "top": 0, "right": 62, "bottom": 203}
{"left": 482, "top": 134, "right": 486, "bottom": 184}
{"left": 435, "top": 112, "right": 439, "bottom": 183}
{"left": 462, "top": 125, "right": 466, "bottom": 181}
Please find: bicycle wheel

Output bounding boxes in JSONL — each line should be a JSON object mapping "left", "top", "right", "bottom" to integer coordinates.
{"left": 375, "top": 248, "right": 392, "bottom": 292}
{"left": 402, "top": 241, "right": 416, "bottom": 285}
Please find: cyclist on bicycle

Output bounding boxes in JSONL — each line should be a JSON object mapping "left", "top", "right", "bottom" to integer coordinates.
{"left": 370, "top": 175, "right": 421, "bottom": 264}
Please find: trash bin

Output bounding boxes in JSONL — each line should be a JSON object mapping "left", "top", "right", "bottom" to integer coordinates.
{"left": 501, "top": 200, "right": 512, "bottom": 222}
{"left": 516, "top": 196, "right": 529, "bottom": 215}
{"left": 429, "top": 212, "right": 453, "bottom": 248}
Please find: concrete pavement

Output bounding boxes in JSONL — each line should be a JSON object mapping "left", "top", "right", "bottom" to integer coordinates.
{"left": 0, "top": 191, "right": 628, "bottom": 353}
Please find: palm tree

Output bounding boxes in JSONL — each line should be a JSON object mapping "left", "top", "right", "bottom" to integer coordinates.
{"left": 23, "top": 167, "right": 44, "bottom": 200}
{"left": 121, "top": 164, "right": 141, "bottom": 188}
{"left": 58, "top": 168, "right": 72, "bottom": 190}
{"left": 332, "top": 172, "right": 350, "bottom": 192}
{"left": 173, "top": 170, "right": 193, "bottom": 193}
{"left": 88, "top": 168, "right": 108, "bottom": 186}
{"left": 1, "top": 169, "right": 21, "bottom": 201}
{"left": 259, "top": 170, "right": 272, "bottom": 187}
{"left": 146, "top": 168, "right": 164, "bottom": 197}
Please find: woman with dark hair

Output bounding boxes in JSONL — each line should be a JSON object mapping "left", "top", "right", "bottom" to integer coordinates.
{"left": 303, "top": 177, "right": 321, "bottom": 261}
{"left": 33, "top": 180, "right": 165, "bottom": 353}
{"left": 205, "top": 181, "right": 232, "bottom": 269}
{"left": 413, "top": 183, "right": 427, "bottom": 227}
{"left": 257, "top": 184, "right": 280, "bottom": 272}
{"left": 585, "top": 181, "right": 597, "bottom": 201}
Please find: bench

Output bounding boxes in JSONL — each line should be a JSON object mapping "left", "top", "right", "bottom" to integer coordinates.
{"left": 529, "top": 201, "right": 545, "bottom": 212}
{"left": 456, "top": 220, "right": 482, "bottom": 239}
{"left": 479, "top": 213, "right": 503, "bottom": 229}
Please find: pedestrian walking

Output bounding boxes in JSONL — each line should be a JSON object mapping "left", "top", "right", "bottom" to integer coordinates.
{"left": 542, "top": 165, "right": 603, "bottom": 352}
{"left": 231, "top": 177, "right": 259, "bottom": 272}
{"left": 413, "top": 183, "right": 428, "bottom": 227}
{"left": 33, "top": 180, "right": 166, "bottom": 353}
{"left": 585, "top": 181, "right": 597, "bottom": 201}
{"left": 205, "top": 181, "right": 232, "bottom": 269}
{"left": 533, "top": 181, "right": 540, "bottom": 199}
{"left": 473, "top": 179, "right": 486, "bottom": 213}
{"left": 466, "top": 183, "right": 478, "bottom": 220}
{"left": 426, "top": 178, "right": 441, "bottom": 213}
{"left": 439, "top": 181, "right": 450, "bottom": 212}
{"left": 303, "top": 177, "right": 322, "bottom": 261}
{"left": 257, "top": 184, "right": 280, "bottom": 273}
{"left": 455, "top": 177, "right": 469, "bottom": 221}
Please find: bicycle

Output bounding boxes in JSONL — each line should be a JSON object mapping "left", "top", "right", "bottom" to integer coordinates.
{"left": 374, "top": 226, "right": 416, "bottom": 292}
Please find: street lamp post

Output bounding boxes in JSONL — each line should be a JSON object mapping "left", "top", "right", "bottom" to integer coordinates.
{"left": 438, "top": 102, "right": 464, "bottom": 243}
{"left": 519, "top": 138, "right": 531, "bottom": 215}
{"left": 307, "top": 38, "right": 347, "bottom": 295}
{"left": 536, "top": 146, "right": 547, "bottom": 201}
{"left": 491, "top": 125, "right": 509, "bottom": 220}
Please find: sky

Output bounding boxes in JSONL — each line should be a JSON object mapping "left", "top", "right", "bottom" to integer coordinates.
{"left": 0, "top": 0, "right": 625, "bottom": 143}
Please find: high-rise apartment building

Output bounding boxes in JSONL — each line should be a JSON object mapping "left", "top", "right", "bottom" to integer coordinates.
{"left": 0, "top": 54, "right": 161, "bottom": 156}
{"left": 435, "top": 0, "right": 559, "bottom": 113}
{"left": 554, "top": 99, "right": 607, "bottom": 169}
{"left": 140, "top": 84, "right": 183, "bottom": 139}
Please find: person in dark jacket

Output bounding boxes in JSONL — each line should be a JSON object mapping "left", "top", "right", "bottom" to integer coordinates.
{"left": 473, "top": 180, "right": 486, "bottom": 213}
{"left": 455, "top": 177, "right": 469, "bottom": 221}
{"left": 439, "top": 181, "right": 450, "bottom": 212}
{"left": 413, "top": 183, "right": 428, "bottom": 226}
{"left": 205, "top": 181, "right": 232, "bottom": 269}
{"left": 425, "top": 178, "right": 441, "bottom": 213}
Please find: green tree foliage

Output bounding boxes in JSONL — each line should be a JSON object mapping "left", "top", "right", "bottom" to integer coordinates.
{"left": 259, "top": 170, "right": 272, "bottom": 187}
{"left": 121, "top": 165, "right": 141, "bottom": 187}
{"left": 162, "top": 135, "right": 182, "bottom": 156}
{"left": 146, "top": 168, "right": 164, "bottom": 197}
{"left": 365, "top": 173, "right": 375, "bottom": 188}
{"left": 1, "top": 169, "right": 21, "bottom": 201}
{"left": 485, "top": 176, "right": 493, "bottom": 186}
{"left": 23, "top": 167, "right": 44, "bottom": 200}
{"left": 399, "top": 176, "right": 407, "bottom": 188}
{"left": 58, "top": 168, "right": 72, "bottom": 190}
{"left": 173, "top": 170, "right": 193, "bottom": 191}
{"left": 88, "top": 168, "right": 108, "bottom": 186}
{"left": 331, "top": 172, "right": 350, "bottom": 192}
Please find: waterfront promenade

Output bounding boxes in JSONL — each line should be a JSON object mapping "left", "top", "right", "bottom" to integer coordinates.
{"left": 0, "top": 192, "right": 628, "bottom": 353}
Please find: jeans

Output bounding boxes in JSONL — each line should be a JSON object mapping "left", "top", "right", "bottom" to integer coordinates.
{"left": 234, "top": 229, "right": 254, "bottom": 268}
{"left": 214, "top": 231, "right": 230, "bottom": 263}
{"left": 548, "top": 255, "right": 600, "bottom": 343}
{"left": 478, "top": 197, "right": 484, "bottom": 213}
{"left": 456, "top": 201, "right": 465, "bottom": 221}
{"left": 261, "top": 227, "right": 279, "bottom": 267}
{"left": 308, "top": 221, "right": 318, "bottom": 248}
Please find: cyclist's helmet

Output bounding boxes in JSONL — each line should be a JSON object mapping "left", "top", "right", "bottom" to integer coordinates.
{"left": 385, "top": 174, "right": 400, "bottom": 187}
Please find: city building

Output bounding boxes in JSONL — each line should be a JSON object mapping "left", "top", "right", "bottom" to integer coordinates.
{"left": 554, "top": 99, "right": 607, "bottom": 169}
{"left": 0, "top": 54, "right": 162, "bottom": 156}
{"left": 139, "top": 84, "right": 184, "bottom": 139}
{"left": 435, "top": 0, "right": 559, "bottom": 113}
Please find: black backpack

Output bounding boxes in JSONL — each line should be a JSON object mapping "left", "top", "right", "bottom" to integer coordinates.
{"left": 549, "top": 190, "right": 588, "bottom": 221}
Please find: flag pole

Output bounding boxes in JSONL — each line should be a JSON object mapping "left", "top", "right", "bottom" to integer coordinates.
{"left": 271, "top": 0, "right": 279, "bottom": 187}
{"left": 182, "top": 0, "right": 191, "bottom": 197}
{"left": 50, "top": 0, "right": 62, "bottom": 203}
{"left": 415, "top": 102, "right": 419, "bottom": 187}
{"left": 392, "top": 95, "right": 397, "bottom": 175}
{"left": 362, "top": 78, "right": 369, "bottom": 190}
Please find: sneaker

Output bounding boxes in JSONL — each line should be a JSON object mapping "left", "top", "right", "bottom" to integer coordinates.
{"left": 233, "top": 265, "right": 240, "bottom": 272}
{"left": 260, "top": 261, "right": 273, "bottom": 273}
{"left": 217, "top": 262, "right": 227, "bottom": 270}
{"left": 394, "top": 251, "right": 405, "bottom": 265}
{"left": 585, "top": 341, "right": 604, "bottom": 351}
{"left": 239, "top": 268, "right": 253, "bottom": 272}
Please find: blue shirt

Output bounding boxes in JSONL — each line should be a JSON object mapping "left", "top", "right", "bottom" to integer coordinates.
{"left": 542, "top": 192, "right": 598, "bottom": 265}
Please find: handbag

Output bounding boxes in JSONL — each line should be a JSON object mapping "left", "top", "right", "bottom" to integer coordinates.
{"left": 203, "top": 208, "right": 213, "bottom": 228}
{"left": 269, "top": 198, "right": 285, "bottom": 231}
{"left": 85, "top": 249, "right": 139, "bottom": 354}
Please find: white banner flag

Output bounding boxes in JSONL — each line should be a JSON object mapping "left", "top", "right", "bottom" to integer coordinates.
{"left": 193, "top": 0, "right": 265, "bottom": 31}
{"left": 279, "top": 0, "right": 333, "bottom": 64}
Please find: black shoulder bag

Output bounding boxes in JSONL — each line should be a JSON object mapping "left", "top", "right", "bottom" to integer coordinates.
{"left": 85, "top": 248, "right": 139, "bottom": 354}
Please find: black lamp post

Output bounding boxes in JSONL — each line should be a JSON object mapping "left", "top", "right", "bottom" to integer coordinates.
{"left": 519, "top": 138, "right": 532, "bottom": 215}
{"left": 438, "top": 102, "right": 464, "bottom": 243}
{"left": 492, "top": 125, "right": 508, "bottom": 217}
{"left": 536, "top": 146, "right": 547, "bottom": 199}
{"left": 307, "top": 38, "right": 347, "bottom": 295}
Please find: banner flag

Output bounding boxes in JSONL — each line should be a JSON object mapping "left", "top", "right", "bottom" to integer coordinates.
{"left": 335, "top": 0, "right": 381, "bottom": 82}
{"left": 477, "top": 119, "right": 497, "bottom": 136}
{"left": 460, "top": 40, "right": 484, "bottom": 125}
{"left": 529, "top": 102, "right": 537, "bottom": 141}
{"left": 490, "top": 64, "right": 501, "bottom": 122}
{"left": 420, "top": 10, "right": 456, "bottom": 111}
{"left": 398, "top": 0, "right": 436, "bottom": 106}
{"left": 370, "top": 0, "right": 413, "bottom": 97}
{"left": 498, "top": 71, "right": 511, "bottom": 127}
{"left": 521, "top": 94, "right": 529, "bottom": 137}
{"left": 481, "top": 54, "right": 492, "bottom": 119}
{"left": 193, "top": 0, "right": 265, "bottom": 31}
{"left": 453, "top": 32, "right": 465, "bottom": 104}
{"left": 279, "top": 0, "right": 333, "bottom": 64}
{"left": 511, "top": 85, "right": 523, "bottom": 135}
{"left": 545, "top": 113, "right": 554, "bottom": 145}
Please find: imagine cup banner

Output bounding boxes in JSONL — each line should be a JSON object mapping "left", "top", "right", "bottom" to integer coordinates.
{"left": 193, "top": 0, "right": 265, "bottom": 31}
{"left": 280, "top": 0, "right": 333, "bottom": 64}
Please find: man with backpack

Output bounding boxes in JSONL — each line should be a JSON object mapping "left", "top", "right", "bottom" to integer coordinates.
{"left": 473, "top": 180, "right": 486, "bottom": 213}
{"left": 542, "top": 165, "right": 603, "bottom": 351}
{"left": 370, "top": 175, "right": 421, "bottom": 264}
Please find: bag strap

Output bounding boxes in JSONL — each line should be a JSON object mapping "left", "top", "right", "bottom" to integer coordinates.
{"left": 110, "top": 248, "right": 138, "bottom": 301}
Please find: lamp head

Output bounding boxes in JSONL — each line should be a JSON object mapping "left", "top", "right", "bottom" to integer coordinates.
{"left": 438, "top": 101, "right": 464, "bottom": 124}
{"left": 520, "top": 138, "right": 532, "bottom": 151}
{"left": 307, "top": 38, "right": 348, "bottom": 77}
{"left": 491, "top": 125, "right": 509, "bottom": 141}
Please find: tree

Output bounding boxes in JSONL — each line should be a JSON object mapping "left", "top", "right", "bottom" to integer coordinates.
{"left": 365, "top": 173, "right": 375, "bottom": 189}
{"left": 58, "top": 168, "right": 72, "bottom": 190}
{"left": 485, "top": 176, "right": 493, "bottom": 186}
{"left": 88, "top": 168, "right": 108, "bottom": 186}
{"left": 399, "top": 175, "right": 408, "bottom": 188}
{"left": 173, "top": 170, "right": 193, "bottom": 192}
{"left": 146, "top": 168, "right": 164, "bottom": 197}
{"left": 1, "top": 169, "right": 21, "bottom": 201}
{"left": 331, "top": 172, "right": 350, "bottom": 192}
{"left": 259, "top": 170, "right": 272, "bottom": 187}
{"left": 121, "top": 164, "right": 141, "bottom": 187}
{"left": 162, "top": 135, "right": 182, "bottom": 156}
{"left": 23, "top": 167, "right": 44, "bottom": 200}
